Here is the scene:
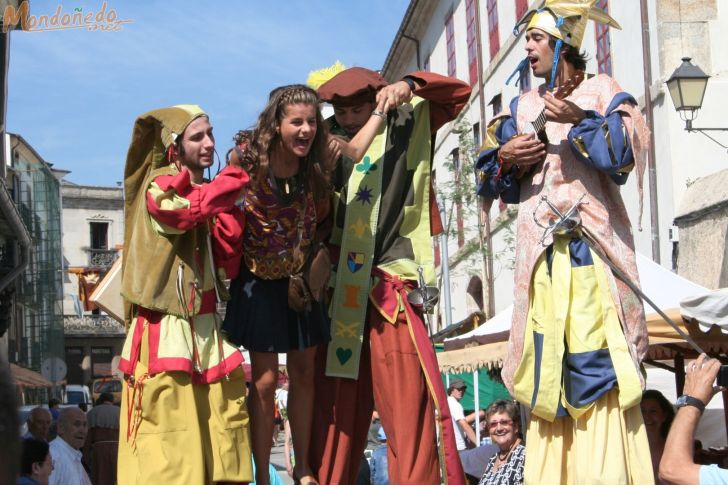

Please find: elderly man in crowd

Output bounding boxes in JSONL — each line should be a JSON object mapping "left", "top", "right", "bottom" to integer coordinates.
{"left": 49, "top": 407, "right": 90, "bottom": 485}
{"left": 24, "top": 407, "right": 52, "bottom": 442}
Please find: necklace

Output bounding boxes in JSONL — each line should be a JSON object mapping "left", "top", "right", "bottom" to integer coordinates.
{"left": 268, "top": 160, "right": 304, "bottom": 205}
{"left": 275, "top": 175, "right": 298, "bottom": 195}
{"left": 496, "top": 438, "right": 521, "bottom": 462}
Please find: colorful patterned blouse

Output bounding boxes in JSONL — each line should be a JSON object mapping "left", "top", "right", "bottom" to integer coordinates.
{"left": 242, "top": 176, "right": 317, "bottom": 280}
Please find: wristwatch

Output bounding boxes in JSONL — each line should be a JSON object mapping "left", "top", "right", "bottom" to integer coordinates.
{"left": 402, "top": 76, "right": 417, "bottom": 92}
{"left": 675, "top": 395, "right": 706, "bottom": 415}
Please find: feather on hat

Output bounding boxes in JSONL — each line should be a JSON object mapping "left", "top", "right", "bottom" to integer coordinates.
{"left": 307, "top": 61, "right": 347, "bottom": 90}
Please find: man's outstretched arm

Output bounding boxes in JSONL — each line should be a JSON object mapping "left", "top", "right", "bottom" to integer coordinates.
{"left": 659, "top": 354, "right": 724, "bottom": 485}
{"left": 377, "top": 71, "right": 472, "bottom": 132}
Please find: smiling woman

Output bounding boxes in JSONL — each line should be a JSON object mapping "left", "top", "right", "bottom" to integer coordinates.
{"left": 221, "top": 84, "right": 385, "bottom": 485}
{"left": 478, "top": 400, "right": 525, "bottom": 485}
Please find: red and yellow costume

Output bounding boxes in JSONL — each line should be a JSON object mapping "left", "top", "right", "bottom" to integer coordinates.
{"left": 118, "top": 105, "right": 252, "bottom": 484}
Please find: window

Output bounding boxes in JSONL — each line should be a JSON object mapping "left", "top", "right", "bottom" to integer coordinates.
{"left": 66, "top": 346, "right": 84, "bottom": 385}
{"left": 490, "top": 93, "right": 502, "bottom": 117}
{"left": 473, "top": 122, "right": 481, "bottom": 149}
{"left": 515, "top": 0, "right": 528, "bottom": 20}
{"left": 487, "top": 0, "right": 500, "bottom": 59}
{"left": 595, "top": 0, "right": 613, "bottom": 75}
{"left": 89, "top": 222, "right": 108, "bottom": 250}
{"left": 466, "top": 0, "right": 478, "bottom": 85}
{"left": 467, "top": 276, "right": 484, "bottom": 311}
{"left": 451, "top": 147, "right": 460, "bottom": 172}
{"left": 446, "top": 13, "right": 457, "bottom": 77}
{"left": 91, "top": 346, "right": 112, "bottom": 377}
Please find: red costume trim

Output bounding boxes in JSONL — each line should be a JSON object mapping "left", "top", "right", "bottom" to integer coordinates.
{"left": 118, "top": 289, "right": 240, "bottom": 385}
{"left": 146, "top": 165, "right": 249, "bottom": 232}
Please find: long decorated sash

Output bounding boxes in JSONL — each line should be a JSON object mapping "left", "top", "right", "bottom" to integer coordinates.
{"left": 325, "top": 123, "right": 387, "bottom": 379}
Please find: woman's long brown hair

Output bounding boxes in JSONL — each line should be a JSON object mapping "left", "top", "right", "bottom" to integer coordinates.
{"left": 244, "top": 84, "right": 329, "bottom": 202}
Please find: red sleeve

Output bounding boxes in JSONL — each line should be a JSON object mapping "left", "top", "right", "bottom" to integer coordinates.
{"left": 146, "top": 165, "right": 250, "bottom": 232}
{"left": 211, "top": 206, "right": 245, "bottom": 280}
{"left": 406, "top": 71, "right": 472, "bottom": 133}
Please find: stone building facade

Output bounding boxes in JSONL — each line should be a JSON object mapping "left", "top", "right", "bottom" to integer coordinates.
{"left": 61, "top": 182, "right": 124, "bottom": 386}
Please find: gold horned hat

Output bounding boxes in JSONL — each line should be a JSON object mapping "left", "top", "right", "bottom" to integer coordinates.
{"left": 509, "top": 0, "right": 620, "bottom": 89}
{"left": 516, "top": 0, "right": 620, "bottom": 49}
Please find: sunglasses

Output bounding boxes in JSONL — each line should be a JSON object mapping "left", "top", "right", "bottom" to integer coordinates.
{"left": 487, "top": 419, "right": 513, "bottom": 430}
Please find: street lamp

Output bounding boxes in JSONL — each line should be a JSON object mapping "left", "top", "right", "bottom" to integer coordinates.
{"left": 666, "top": 57, "right": 727, "bottom": 149}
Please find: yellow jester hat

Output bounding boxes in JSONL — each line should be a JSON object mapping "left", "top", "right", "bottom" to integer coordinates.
{"left": 510, "top": 0, "right": 620, "bottom": 88}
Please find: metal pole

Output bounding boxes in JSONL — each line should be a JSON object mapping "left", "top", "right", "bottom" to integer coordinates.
{"left": 473, "top": 368, "right": 481, "bottom": 445}
{"left": 439, "top": 203, "right": 452, "bottom": 330}
{"left": 639, "top": 0, "right": 661, "bottom": 263}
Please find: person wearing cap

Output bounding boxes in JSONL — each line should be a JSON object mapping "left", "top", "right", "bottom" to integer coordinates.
{"left": 117, "top": 105, "right": 252, "bottom": 483}
{"left": 447, "top": 379, "right": 477, "bottom": 452}
{"left": 306, "top": 64, "right": 471, "bottom": 485}
{"left": 474, "top": 1, "right": 652, "bottom": 483}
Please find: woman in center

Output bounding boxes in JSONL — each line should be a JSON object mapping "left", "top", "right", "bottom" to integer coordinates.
{"left": 223, "top": 84, "right": 386, "bottom": 485}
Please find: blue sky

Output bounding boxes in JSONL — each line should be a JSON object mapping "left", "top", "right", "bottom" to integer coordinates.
{"left": 7, "top": 0, "right": 410, "bottom": 185}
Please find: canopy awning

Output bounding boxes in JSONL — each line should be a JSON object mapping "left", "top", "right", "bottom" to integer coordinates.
{"left": 9, "top": 363, "right": 53, "bottom": 389}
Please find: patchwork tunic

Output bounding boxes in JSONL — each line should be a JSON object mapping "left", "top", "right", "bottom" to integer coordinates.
{"left": 476, "top": 74, "right": 653, "bottom": 484}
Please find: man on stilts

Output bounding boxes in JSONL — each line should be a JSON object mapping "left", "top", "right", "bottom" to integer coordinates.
{"left": 476, "top": 1, "right": 654, "bottom": 483}
{"left": 306, "top": 64, "right": 471, "bottom": 485}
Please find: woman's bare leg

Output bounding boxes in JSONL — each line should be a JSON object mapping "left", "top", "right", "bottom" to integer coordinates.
{"left": 287, "top": 346, "right": 318, "bottom": 483}
{"left": 249, "top": 351, "right": 279, "bottom": 485}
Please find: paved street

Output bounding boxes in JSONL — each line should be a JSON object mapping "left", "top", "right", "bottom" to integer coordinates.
{"left": 270, "top": 441, "right": 294, "bottom": 485}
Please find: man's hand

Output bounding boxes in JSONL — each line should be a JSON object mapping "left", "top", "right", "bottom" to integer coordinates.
{"left": 684, "top": 353, "right": 722, "bottom": 404}
{"left": 499, "top": 134, "right": 546, "bottom": 173}
{"left": 324, "top": 136, "right": 343, "bottom": 171}
{"left": 376, "top": 80, "right": 414, "bottom": 110}
{"left": 659, "top": 353, "right": 723, "bottom": 485}
{"left": 544, "top": 92, "right": 586, "bottom": 125}
{"left": 287, "top": 276, "right": 310, "bottom": 313}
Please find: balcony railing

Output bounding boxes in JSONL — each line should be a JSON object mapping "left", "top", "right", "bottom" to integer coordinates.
{"left": 84, "top": 248, "right": 118, "bottom": 269}
{"left": 63, "top": 314, "right": 124, "bottom": 336}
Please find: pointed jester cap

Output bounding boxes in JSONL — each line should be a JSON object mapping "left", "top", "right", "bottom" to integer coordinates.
{"left": 516, "top": 0, "right": 620, "bottom": 49}
{"left": 123, "top": 104, "right": 207, "bottom": 215}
